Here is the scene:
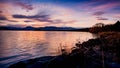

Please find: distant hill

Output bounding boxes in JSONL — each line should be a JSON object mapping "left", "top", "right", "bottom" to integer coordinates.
{"left": 0, "top": 26, "right": 24, "bottom": 30}
{"left": 0, "top": 26, "right": 88, "bottom": 31}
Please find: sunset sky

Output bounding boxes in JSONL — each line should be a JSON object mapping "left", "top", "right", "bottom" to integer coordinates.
{"left": 0, "top": 0, "right": 120, "bottom": 28}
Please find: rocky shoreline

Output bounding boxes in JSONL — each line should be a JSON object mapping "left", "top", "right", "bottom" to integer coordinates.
{"left": 9, "top": 32, "right": 120, "bottom": 68}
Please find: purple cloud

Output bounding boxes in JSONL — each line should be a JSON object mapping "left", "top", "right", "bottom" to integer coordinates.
{"left": 34, "top": 18, "right": 53, "bottom": 22}
{"left": 12, "top": 14, "right": 56, "bottom": 23}
{"left": 13, "top": 14, "right": 49, "bottom": 19}
{"left": 0, "top": 15, "right": 18, "bottom": 22}
{"left": 81, "top": 1, "right": 120, "bottom": 11}
{"left": 12, "top": 14, "right": 57, "bottom": 23}
{"left": 93, "top": 11, "right": 105, "bottom": 16}
{"left": 15, "top": 2, "right": 34, "bottom": 11}
{"left": 96, "top": 17, "right": 108, "bottom": 20}
{"left": 93, "top": 2, "right": 120, "bottom": 10}
{"left": 12, "top": 13, "right": 76, "bottom": 25}
{"left": 7, "top": 20, "right": 18, "bottom": 22}
{"left": 7, "top": 24, "right": 26, "bottom": 27}
{"left": 24, "top": 20, "right": 33, "bottom": 22}
{"left": 0, "top": 11, "right": 3, "bottom": 13}
{"left": 0, "top": 16, "right": 7, "bottom": 20}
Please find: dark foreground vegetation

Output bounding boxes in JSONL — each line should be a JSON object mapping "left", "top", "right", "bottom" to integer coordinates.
{"left": 9, "top": 21, "right": 120, "bottom": 68}
{"left": 89, "top": 21, "right": 120, "bottom": 33}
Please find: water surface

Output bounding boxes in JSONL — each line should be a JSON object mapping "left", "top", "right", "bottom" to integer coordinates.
{"left": 0, "top": 31, "right": 96, "bottom": 67}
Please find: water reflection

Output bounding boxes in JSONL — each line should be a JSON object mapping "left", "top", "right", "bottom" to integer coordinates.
{"left": 0, "top": 31, "right": 96, "bottom": 66}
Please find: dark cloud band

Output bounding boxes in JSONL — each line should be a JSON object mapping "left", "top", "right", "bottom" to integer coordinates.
{"left": 96, "top": 17, "right": 108, "bottom": 20}
{"left": 0, "top": 16, "right": 7, "bottom": 20}
{"left": 13, "top": 14, "right": 49, "bottom": 19}
{"left": 93, "top": 11, "right": 105, "bottom": 16}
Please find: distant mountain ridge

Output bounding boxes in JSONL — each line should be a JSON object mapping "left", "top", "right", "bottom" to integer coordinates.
{"left": 1, "top": 21, "right": 119, "bottom": 32}
{"left": 0, "top": 26, "right": 84, "bottom": 31}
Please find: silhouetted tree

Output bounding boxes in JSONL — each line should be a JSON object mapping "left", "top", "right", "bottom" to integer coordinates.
{"left": 93, "top": 23, "right": 105, "bottom": 27}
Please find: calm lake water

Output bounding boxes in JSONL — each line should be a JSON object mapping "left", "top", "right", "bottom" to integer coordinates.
{"left": 0, "top": 31, "right": 96, "bottom": 67}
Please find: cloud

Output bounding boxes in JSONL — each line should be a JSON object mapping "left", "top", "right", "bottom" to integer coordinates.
{"left": 14, "top": 2, "right": 34, "bottom": 11}
{"left": 93, "top": 2, "right": 120, "bottom": 10}
{"left": 93, "top": 11, "right": 105, "bottom": 16}
{"left": 96, "top": 17, "right": 108, "bottom": 20}
{"left": 7, "top": 24, "right": 27, "bottom": 27}
{"left": 7, "top": 20, "right": 18, "bottom": 22}
{"left": 12, "top": 14, "right": 56, "bottom": 23}
{"left": 34, "top": 18, "right": 53, "bottom": 22}
{"left": 81, "top": 1, "right": 120, "bottom": 11}
{"left": 35, "top": 18, "right": 76, "bottom": 25}
{"left": 113, "top": 14, "right": 120, "bottom": 19}
{"left": 12, "top": 13, "right": 76, "bottom": 26}
{"left": 13, "top": 14, "right": 49, "bottom": 19}
{"left": 0, "top": 16, "right": 7, "bottom": 20}
{"left": 43, "top": 19, "right": 76, "bottom": 26}
{"left": 12, "top": 14, "right": 50, "bottom": 22}
{"left": 0, "top": 15, "right": 18, "bottom": 22}
{"left": 0, "top": 10, "right": 3, "bottom": 13}
{"left": 114, "top": 16, "right": 120, "bottom": 18}
{"left": 24, "top": 20, "right": 33, "bottom": 22}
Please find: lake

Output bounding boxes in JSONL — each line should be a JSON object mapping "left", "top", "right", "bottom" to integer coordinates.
{"left": 0, "top": 31, "right": 96, "bottom": 67}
